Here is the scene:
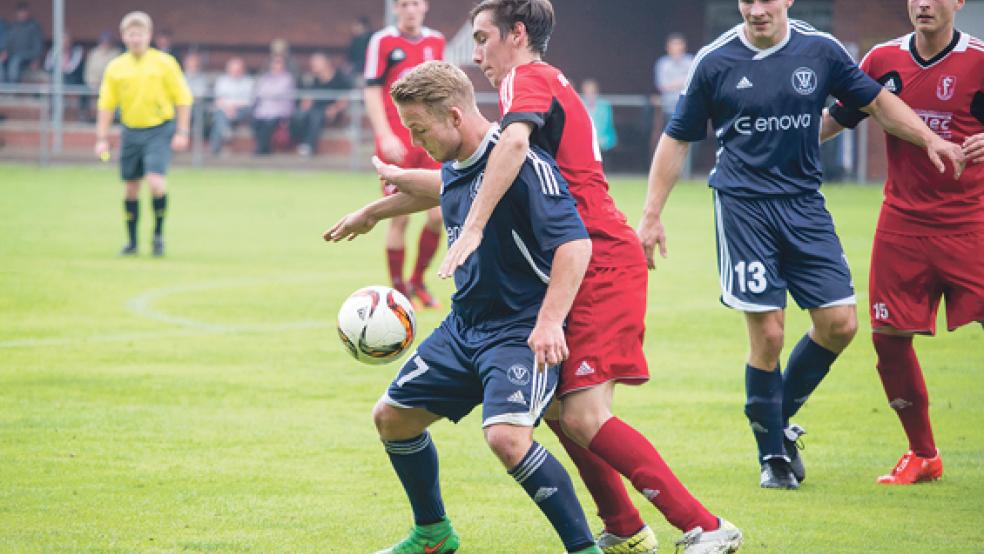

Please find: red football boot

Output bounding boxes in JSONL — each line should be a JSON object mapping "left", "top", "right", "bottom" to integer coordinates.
{"left": 877, "top": 450, "right": 943, "bottom": 485}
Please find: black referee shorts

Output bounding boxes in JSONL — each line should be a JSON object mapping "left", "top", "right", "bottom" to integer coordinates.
{"left": 120, "top": 119, "right": 175, "bottom": 181}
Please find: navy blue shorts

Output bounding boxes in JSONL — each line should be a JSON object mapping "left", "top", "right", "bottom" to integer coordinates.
{"left": 120, "top": 119, "right": 175, "bottom": 181}
{"left": 712, "top": 190, "right": 855, "bottom": 311}
{"left": 383, "top": 314, "right": 558, "bottom": 427}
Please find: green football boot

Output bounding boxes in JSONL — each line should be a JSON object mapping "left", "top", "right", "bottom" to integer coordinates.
{"left": 569, "top": 545, "right": 604, "bottom": 554}
{"left": 375, "top": 518, "right": 460, "bottom": 554}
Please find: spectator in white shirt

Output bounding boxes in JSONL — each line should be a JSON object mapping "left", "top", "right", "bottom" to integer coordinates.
{"left": 209, "top": 56, "right": 254, "bottom": 155}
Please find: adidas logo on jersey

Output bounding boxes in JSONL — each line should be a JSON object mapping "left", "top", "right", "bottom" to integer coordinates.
{"left": 507, "top": 390, "right": 527, "bottom": 405}
{"left": 737, "top": 76, "right": 754, "bottom": 89}
{"left": 533, "top": 487, "right": 558, "bottom": 503}
{"left": 642, "top": 488, "right": 661, "bottom": 501}
{"left": 575, "top": 361, "right": 595, "bottom": 376}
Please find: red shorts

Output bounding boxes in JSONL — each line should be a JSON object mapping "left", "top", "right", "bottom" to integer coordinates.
{"left": 376, "top": 135, "right": 440, "bottom": 196}
{"left": 559, "top": 264, "right": 650, "bottom": 396}
{"left": 869, "top": 230, "right": 984, "bottom": 334}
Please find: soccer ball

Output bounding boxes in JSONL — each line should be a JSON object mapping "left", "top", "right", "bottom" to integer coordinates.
{"left": 337, "top": 286, "right": 416, "bottom": 365}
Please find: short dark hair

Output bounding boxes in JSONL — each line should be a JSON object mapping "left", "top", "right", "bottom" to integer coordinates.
{"left": 469, "top": 0, "right": 555, "bottom": 55}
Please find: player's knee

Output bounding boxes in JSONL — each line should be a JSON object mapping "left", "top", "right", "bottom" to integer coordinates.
{"left": 823, "top": 312, "right": 858, "bottom": 346}
{"left": 372, "top": 400, "right": 406, "bottom": 440}
{"left": 558, "top": 410, "right": 604, "bottom": 447}
{"left": 483, "top": 424, "right": 532, "bottom": 468}
{"left": 757, "top": 327, "right": 785, "bottom": 358}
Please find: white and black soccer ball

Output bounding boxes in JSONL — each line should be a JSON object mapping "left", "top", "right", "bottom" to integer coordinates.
{"left": 337, "top": 286, "right": 416, "bottom": 365}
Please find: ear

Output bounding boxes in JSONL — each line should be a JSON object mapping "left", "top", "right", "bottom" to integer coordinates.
{"left": 512, "top": 21, "right": 527, "bottom": 47}
{"left": 450, "top": 106, "right": 465, "bottom": 127}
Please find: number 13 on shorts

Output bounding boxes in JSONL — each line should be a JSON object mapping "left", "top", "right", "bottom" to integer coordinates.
{"left": 734, "top": 260, "right": 768, "bottom": 294}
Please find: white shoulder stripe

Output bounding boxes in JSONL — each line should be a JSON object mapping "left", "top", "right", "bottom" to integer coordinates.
{"left": 683, "top": 27, "right": 740, "bottom": 93}
{"left": 500, "top": 67, "right": 517, "bottom": 112}
{"left": 364, "top": 26, "right": 397, "bottom": 80}
{"left": 859, "top": 36, "right": 907, "bottom": 67}
{"left": 790, "top": 22, "right": 855, "bottom": 60}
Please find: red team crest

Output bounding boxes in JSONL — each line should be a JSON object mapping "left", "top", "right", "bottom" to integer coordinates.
{"left": 936, "top": 75, "right": 957, "bottom": 100}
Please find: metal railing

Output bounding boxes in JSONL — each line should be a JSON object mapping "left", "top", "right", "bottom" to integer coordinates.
{"left": 0, "top": 83, "right": 870, "bottom": 181}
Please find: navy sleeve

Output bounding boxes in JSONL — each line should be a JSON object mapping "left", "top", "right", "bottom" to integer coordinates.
{"left": 665, "top": 59, "right": 712, "bottom": 142}
{"left": 517, "top": 150, "right": 589, "bottom": 252}
{"left": 827, "top": 40, "right": 882, "bottom": 109}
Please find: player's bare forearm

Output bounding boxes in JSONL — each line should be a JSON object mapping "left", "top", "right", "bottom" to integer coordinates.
{"left": 820, "top": 109, "right": 845, "bottom": 143}
{"left": 529, "top": 238, "right": 591, "bottom": 366}
{"left": 537, "top": 238, "right": 592, "bottom": 326}
{"left": 638, "top": 133, "right": 688, "bottom": 266}
{"left": 365, "top": 191, "right": 439, "bottom": 220}
{"left": 364, "top": 86, "right": 393, "bottom": 137}
{"left": 95, "top": 109, "right": 113, "bottom": 140}
{"left": 324, "top": 192, "right": 438, "bottom": 242}
{"left": 395, "top": 170, "right": 443, "bottom": 199}
{"left": 175, "top": 104, "right": 191, "bottom": 135}
{"left": 462, "top": 122, "right": 532, "bottom": 233}
{"left": 864, "top": 89, "right": 965, "bottom": 177}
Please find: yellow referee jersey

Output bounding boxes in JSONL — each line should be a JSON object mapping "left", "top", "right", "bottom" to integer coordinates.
{"left": 97, "top": 48, "right": 193, "bottom": 129}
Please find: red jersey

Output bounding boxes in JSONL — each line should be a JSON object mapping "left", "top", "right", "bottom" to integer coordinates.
{"left": 364, "top": 25, "right": 444, "bottom": 130}
{"left": 832, "top": 31, "right": 984, "bottom": 235}
{"left": 499, "top": 62, "right": 644, "bottom": 268}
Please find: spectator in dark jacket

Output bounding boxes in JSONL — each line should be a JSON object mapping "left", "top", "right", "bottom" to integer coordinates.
{"left": 3, "top": 2, "right": 43, "bottom": 83}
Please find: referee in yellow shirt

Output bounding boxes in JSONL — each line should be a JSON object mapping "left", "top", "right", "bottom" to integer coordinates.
{"left": 95, "top": 11, "right": 192, "bottom": 257}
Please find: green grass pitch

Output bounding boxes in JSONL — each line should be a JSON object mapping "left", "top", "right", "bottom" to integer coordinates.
{"left": 1, "top": 164, "right": 981, "bottom": 552}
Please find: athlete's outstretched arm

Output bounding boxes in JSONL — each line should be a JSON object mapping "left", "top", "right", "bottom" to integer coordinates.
{"left": 820, "top": 109, "right": 846, "bottom": 143}
{"left": 862, "top": 89, "right": 965, "bottom": 178}
{"left": 324, "top": 192, "right": 439, "bottom": 242}
{"left": 529, "top": 238, "right": 592, "bottom": 368}
{"left": 637, "top": 133, "right": 690, "bottom": 269}
{"left": 437, "top": 122, "right": 534, "bottom": 278}
{"left": 371, "top": 156, "right": 442, "bottom": 200}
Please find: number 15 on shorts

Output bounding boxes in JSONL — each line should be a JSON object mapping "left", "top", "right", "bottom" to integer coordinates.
{"left": 735, "top": 260, "right": 767, "bottom": 294}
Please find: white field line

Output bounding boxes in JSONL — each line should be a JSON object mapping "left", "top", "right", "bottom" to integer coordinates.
{"left": 0, "top": 276, "right": 333, "bottom": 350}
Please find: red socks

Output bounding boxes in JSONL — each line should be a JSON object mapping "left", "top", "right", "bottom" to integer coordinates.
{"left": 386, "top": 248, "right": 406, "bottom": 295}
{"left": 545, "top": 419, "right": 644, "bottom": 537}
{"left": 589, "top": 417, "right": 718, "bottom": 533}
{"left": 873, "top": 333, "right": 936, "bottom": 458}
{"left": 411, "top": 227, "right": 441, "bottom": 287}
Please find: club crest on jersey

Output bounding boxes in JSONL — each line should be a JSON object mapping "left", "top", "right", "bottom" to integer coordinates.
{"left": 791, "top": 67, "right": 817, "bottom": 95}
{"left": 507, "top": 364, "right": 531, "bottom": 386}
{"left": 937, "top": 75, "right": 957, "bottom": 101}
{"left": 390, "top": 48, "right": 406, "bottom": 63}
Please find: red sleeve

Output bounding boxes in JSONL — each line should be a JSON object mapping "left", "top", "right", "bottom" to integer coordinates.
{"left": 500, "top": 68, "right": 553, "bottom": 130}
{"left": 364, "top": 33, "right": 390, "bottom": 85}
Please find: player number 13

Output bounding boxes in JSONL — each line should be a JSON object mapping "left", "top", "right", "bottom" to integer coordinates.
{"left": 734, "top": 260, "right": 767, "bottom": 294}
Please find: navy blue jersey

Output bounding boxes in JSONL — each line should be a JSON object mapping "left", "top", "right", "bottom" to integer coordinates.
{"left": 667, "top": 20, "right": 883, "bottom": 197}
{"left": 440, "top": 126, "right": 588, "bottom": 328}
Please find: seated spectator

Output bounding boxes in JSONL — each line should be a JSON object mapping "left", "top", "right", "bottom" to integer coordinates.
{"left": 291, "top": 53, "right": 351, "bottom": 156}
{"left": 581, "top": 78, "right": 617, "bottom": 153}
{"left": 182, "top": 50, "right": 209, "bottom": 97}
{"left": 251, "top": 55, "right": 295, "bottom": 155}
{"left": 43, "top": 31, "right": 85, "bottom": 85}
{"left": 154, "top": 28, "right": 174, "bottom": 56}
{"left": 209, "top": 56, "right": 254, "bottom": 155}
{"left": 43, "top": 31, "right": 86, "bottom": 117}
{"left": 83, "top": 31, "right": 121, "bottom": 121}
{"left": 2, "top": 2, "right": 42, "bottom": 84}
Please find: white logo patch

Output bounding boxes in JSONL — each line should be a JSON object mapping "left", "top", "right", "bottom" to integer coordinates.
{"left": 889, "top": 398, "right": 913, "bottom": 411}
{"left": 507, "top": 390, "right": 527, "bottom": 405}
{"left": 642, "top": 488, "right": 661, "bottom": 501}
{"left": 507, "top": 364, "right": 531, "bottom": 386}
{"left": 791, "top": 67, "right": 818, "bottom": 95}
{"left": 737, "top": 76, "right": 754, "bottom": 89}
{"left": 936, "top": 75, "right": 956, "bottom": 101}
{"left": 575, "top": 361, "right": 595, "bottom": 376}
{"left": 533, "top": 486, "right": 558, "bottom": 503}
